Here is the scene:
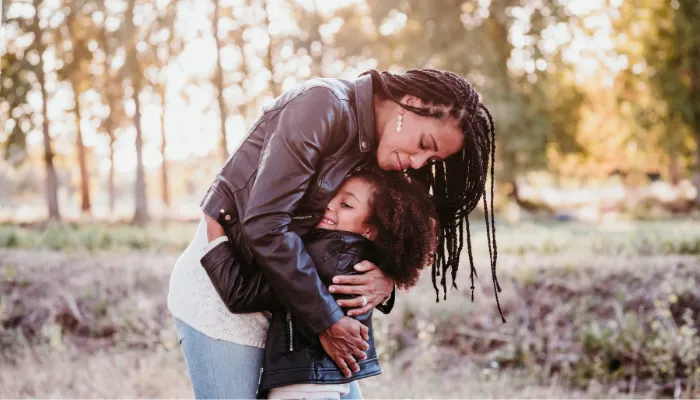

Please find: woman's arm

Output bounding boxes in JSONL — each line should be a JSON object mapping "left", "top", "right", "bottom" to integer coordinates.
{"left": 239, "top": 87, "right": 344, "bottom": 332}
{"left": 233, "top": 87, "right": 369, "bottom": 375}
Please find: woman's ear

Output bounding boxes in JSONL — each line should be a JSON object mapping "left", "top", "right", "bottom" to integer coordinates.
{"left": 400, "top": 94, "right": 421, "bottom": 108}
{"left": 363, "top": 227, "right": 377, "bottom": 240}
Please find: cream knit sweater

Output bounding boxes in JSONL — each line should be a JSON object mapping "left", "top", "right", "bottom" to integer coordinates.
{"left": 167, "top": 217, "right": 270, "bottom": 348}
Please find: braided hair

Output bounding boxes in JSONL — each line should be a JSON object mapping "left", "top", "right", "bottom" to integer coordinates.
{"left": 360, "top": 69, "right": 504, "bottom": 323}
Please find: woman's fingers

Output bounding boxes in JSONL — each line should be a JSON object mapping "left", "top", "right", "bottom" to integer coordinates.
{"left": 334, "top": 356, "right": 351, "bottom": 378}
{"left": 329, "top": 284, "right": 370, "bottom": 295}
{"left": 352, "top": 260, "right": 378, "bottom": 272}
{"left": 347, "top": 303, "right": 374, "bottom": 317}
{"left": 352, "top": 347, "right": 367, "bottom": 362}
{"left": 344, "top": 355, "right": 360, "bottom": 374}
{"left": 335, "top": 295, "right": 365, "bottom": 308}
{"left": 332, "top": 274, "right": 370, "bottom": 286}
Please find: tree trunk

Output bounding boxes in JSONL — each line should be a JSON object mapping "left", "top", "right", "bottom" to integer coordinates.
{"left": 71, "top": 83, "right": 92, "bottom": 214}
{"left": 132, "top": 86, "right": 149, "bottom": 225}
{"left": 668, "top": 153, "right": 682, "bottom": 186}
{"left": 67, "top": 1, "right": 91, "bottom": 215}
{"left": 160, "top": 86, "right": 170, "bottom": 209}
{"left": 126, "top": 0, "right": 149, "bottom": 225}
{"left": 32, "top": 0, "right": 60, "bottom": 221}
{"left": 213, "top": 0, "right": 229, "bottom": 163}
{"left": 261, "top": 0, "right": 280, "bottom": 97}
{"left": 97, "top": 1, "right": 118, "bottom": 216}
{"left": 108, "top": 134, "right": 116, "bottom": 214}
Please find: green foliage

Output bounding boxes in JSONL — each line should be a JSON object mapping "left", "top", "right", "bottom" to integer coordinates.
{"left": 0, "top": 49, "right": 35, "bottom": 166}
{"left": 615, "top": 0, "right": 700, "bottom": 177}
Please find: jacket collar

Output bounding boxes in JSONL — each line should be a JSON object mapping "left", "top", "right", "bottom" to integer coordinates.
{"left": 353, "top": 74, "right": 377, "bottom": 154}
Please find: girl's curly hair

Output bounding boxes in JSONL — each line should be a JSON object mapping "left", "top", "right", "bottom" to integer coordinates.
{"left": 351, "top": 167, "right": 439, "bottom": 290}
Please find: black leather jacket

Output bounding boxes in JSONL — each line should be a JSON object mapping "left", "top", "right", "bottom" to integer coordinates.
{"left": 259, "top": 229, "right": 382, "bottom": 393}
{"left": 201, "top": 229, "right": 387, "bottom": 394}
{"left": 199, "top": 75, "right": 388, "bottom": 335}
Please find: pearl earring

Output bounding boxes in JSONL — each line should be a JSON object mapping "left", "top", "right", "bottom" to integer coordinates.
{"left": 396, "top": 111, "right": 404, "bottom": 132}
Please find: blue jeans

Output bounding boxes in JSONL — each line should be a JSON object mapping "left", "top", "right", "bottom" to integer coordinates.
{"left": 173, "top": 318, "right": 363, "bottom": 399}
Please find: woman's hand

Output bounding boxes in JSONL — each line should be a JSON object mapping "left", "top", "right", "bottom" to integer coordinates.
{"left": 204, "top": 213, "right": 226, "bottom": 243}
{"left": 319, "top": 316, "right": 370, "bottom": 378}
{"left": 329, "top": 261, "right": 394, "bottom": 317}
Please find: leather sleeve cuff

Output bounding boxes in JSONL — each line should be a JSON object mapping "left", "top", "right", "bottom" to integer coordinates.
{"left": 309, "top": 305, "right": 345, "bottom": 335}
{"left": 376, "top": 285, "right": 396, "bottom": 314}
{"left": 200, "top": 187, "right": 239, "bottom": 231}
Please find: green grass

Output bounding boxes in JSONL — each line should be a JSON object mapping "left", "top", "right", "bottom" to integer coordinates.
{"left": 0, "top": 221, "right": 198, "bottom": 253}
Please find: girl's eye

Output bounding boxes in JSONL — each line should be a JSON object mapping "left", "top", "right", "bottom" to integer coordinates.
{"left": 341, "top": 202, "right": 353, "bottom": 209}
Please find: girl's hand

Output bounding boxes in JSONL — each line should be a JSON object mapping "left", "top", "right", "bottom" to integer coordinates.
{"left": 330, "top": 261, "right": 394, "bottom": 317}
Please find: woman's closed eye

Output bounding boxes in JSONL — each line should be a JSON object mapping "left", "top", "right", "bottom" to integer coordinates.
{"left": 341, "top": 202, "right": 353, "bottom": 209}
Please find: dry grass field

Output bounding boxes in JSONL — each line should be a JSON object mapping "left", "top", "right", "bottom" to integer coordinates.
{"left": 1, "top": 219, "right": 699, "bottom": 398}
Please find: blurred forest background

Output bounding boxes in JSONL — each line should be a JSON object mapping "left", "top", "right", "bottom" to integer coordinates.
{"left": 2, "top": 0, "right": 700, "bottom": 398}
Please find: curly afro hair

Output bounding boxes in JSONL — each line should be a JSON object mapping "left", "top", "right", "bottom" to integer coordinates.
{"left": 350, "top": 167, "right": 439, "bottom": 290}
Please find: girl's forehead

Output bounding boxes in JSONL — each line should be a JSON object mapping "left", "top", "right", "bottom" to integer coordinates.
{"left": 342, "top": 176, "right": 376, "bottom": 191}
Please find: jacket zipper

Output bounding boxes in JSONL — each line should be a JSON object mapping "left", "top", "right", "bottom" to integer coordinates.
{"left": 292, "top": 215, "right": 313, "bottom": 220}
{"left": 255, "top": 367, "right": 263, "bottom": 395}
{"left": 286, "top": 311, "right": 294, "bottom": 351}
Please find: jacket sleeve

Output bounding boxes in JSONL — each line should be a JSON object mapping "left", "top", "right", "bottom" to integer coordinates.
{"left": 200, "top": 239, "right": 282, "bottom": 313}
{"left": 240, "top": 87, "right": 347, "bottom": 335}
{"left": 375, "top": 286, "right": 396, "bottom": 314}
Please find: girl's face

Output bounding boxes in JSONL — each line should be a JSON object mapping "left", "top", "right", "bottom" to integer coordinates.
{"left": 375, "top": 95, "right": 464, "bottom": 171}
{"left": 316, "top": 176, "right": 376, "bottom": 239}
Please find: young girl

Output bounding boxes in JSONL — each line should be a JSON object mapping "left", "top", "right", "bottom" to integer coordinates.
{"left": 201, "top": 167, "right": 438, "bottom": 399}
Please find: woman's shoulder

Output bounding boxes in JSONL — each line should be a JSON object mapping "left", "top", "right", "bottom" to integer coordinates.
{"left": 268, "top": 78, "right": 356, "bottom": 113}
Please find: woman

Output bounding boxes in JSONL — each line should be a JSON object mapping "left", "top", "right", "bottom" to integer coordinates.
{"left": 167, "top": 69, "right": 501, "bottom": 399}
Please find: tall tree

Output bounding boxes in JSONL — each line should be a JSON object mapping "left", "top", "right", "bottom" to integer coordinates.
{"left": 2, "top": 0, "right": 61, "bottom": 220}
{"left": 124, "top": 0, "right": 149, "bottom": 225}
{"left": 32, "top": 0, "right": 61, "bottom": 220}
{"left": 60, "top": 0, "right": 94, "bottom": 215}
{"left": 144, "top": 0, "right": 181, "bottom": 210}
{"left": 213, "top": 0, "right": 230, "bottom": 162}
{"left": 95, "top": 0, "right": 126, "bottom": 215}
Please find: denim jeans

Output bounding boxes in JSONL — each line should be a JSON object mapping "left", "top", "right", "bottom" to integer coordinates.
{"left": 173, "top": 317, "right": 363, "bottom": 399}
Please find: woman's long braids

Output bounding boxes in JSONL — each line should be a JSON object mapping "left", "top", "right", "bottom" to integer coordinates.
{"left": 361, "top": 69, "right": 504, "bottom": 323}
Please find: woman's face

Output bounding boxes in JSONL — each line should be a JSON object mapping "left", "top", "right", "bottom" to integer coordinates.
{"left": 375, "top": 96, "right": 464, "bottom": 171}
{"left": 316, "top": 176, "right": 376, "bottom": 238}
